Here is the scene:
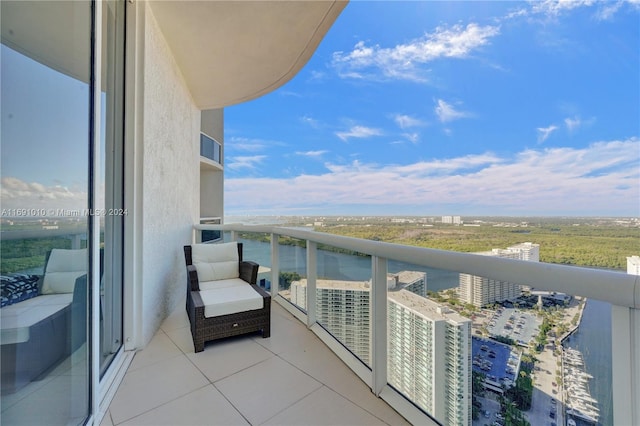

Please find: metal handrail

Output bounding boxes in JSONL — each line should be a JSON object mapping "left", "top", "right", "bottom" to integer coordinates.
{"left": 195, "top": 223, "right": 639, "bottom": 309}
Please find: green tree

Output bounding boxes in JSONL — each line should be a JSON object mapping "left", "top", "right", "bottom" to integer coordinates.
{"left": 279, "top": 271, "right": 301, "bottom": 290}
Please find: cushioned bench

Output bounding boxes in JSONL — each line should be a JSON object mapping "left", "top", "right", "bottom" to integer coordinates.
{"left": 0, "top": 249, "right": 87, "bottom": 394}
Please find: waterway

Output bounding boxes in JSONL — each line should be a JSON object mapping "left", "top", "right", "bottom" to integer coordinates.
{"left": 563, "top": 299, "right": 613, "bottom": 426}
{"left": 238, "top": 236, "right": 614, "bottom": 425}
{"left": 238, "top": 236, "right": 459, "bottom": 291}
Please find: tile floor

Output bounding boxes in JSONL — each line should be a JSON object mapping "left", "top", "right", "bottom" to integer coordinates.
{"left": 101, "top": 302, "right": 410, "bottom": 426}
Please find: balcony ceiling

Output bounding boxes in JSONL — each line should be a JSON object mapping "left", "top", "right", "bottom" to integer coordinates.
{"left": 150, "top": 1, "right": 347, "bottom": 109}
{"left": 1, "top": 1, "right": 347, "bottom": 110}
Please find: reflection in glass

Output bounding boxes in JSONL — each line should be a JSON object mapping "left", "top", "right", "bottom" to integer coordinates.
{"left": 0, "top": 1, "right": 91, "bottom": 423}
{"left": 305, "top": 247, "right": 372, "bottom": 367}
{"left": 278, "top": 237, "right": 307, "bottom": 312}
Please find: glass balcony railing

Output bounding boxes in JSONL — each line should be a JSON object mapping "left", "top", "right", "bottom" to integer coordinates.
{"left": 200, "top": 132, "right": 222, "bottom": 165}
{"left": 196, "top": 223, "right": 639, "bottom": 426}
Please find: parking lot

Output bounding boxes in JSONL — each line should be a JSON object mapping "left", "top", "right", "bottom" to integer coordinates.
{"left": 486, "top": 307, "right": 541, "bottom": 346}
{"left": 472, "top": 337, "right": 520, "bottom": 391}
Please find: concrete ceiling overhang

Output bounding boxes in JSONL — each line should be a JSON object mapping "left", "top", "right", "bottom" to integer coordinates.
{"left": 1, "top": 1, "right": 91, "bottom": 84}
{"left": 149, "top": 0, "right": 348, "bottom": 109}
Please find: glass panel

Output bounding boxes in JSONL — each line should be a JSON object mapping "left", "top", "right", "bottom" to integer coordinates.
{"left": 0, "top": 1, "right": 91, "bottom": 423}
{"left": 311, "top": 245, "right": 371, "bottom": 367}
{"left": 200, "top": 133, "right": 222, "bottom": 165}
{"left": 386, "top": 262, "right": 471, "bottom": 424}
{"left": 276, "top": 236, "right": 306, "bottom": 312}
{"left": 231, "top": 232, "right": 273, "bottom": 291}
{"left": 99, "top": 0, "right": 126, "bottom": 376}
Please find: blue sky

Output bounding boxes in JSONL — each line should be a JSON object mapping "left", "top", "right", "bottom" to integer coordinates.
{"left": 224, "top": 0, "right": 640, "bottom": 217}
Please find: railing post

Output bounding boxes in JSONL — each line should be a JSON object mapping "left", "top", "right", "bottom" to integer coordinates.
{"left": 611, "top": 305, "right": 640, "bottom": 425}
{"left": 306, "top": 241, "right": 317, "bottom": 327}
{"left": 270, "top": 233, "right": 279, "bottom": 295}
{"left": 230, "top": 230, "right": 237, "bottom": 242}
{"left": 371, "top": 256, "right": 387, "bottom": 396}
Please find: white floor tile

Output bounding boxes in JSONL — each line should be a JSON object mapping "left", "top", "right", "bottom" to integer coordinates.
{"left": 215, "top": 356, "right": 322, "bottom": 425}
{"left": 120, "top": 385, "right": 248, "bottom": 426}
{"left": 128, "top": 330, "right": 183, "bottom": 372}
{"left": 186, "top": 336, "right": 274, "bottom": 383}
{"left": 165, "top": 325, "right": 195, "bottom": 354}
{"left": 108, "top": 355, "right": 209, "bottom": 424}
{"left": 263, "top": 385, "right": 386, "bottom": 426}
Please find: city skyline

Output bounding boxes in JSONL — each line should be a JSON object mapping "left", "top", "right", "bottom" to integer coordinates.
{"left": 224, "top": 1, "right": 639, "bottom": 217}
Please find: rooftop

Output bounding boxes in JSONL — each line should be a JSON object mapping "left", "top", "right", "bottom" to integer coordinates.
{"left": 388, "top": 290, "right": 470, "bottom": 324}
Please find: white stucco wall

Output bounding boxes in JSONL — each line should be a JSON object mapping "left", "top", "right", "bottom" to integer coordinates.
{"left": 139, "top": 3, "right": 199, "bottom": 345}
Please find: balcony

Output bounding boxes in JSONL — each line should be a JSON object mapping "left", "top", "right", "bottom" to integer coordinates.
{"left": 200, "top": 133, "right": 223, "bottom": 169}
{"left": 169, "top": 223, "right": 636, "bottom": 426}
{"left": 100, "top": 302, "right": 408, "bottom": 425}
{"left": 3, "top": 222, "right": 635, "bottom": 425}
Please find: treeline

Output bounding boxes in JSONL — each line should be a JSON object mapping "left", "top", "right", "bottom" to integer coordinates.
{"left": 1, "top": 237, "right": 73, "bottom": 274}
{"left": 318, "top": 224, "right": 639, "bottom": 270}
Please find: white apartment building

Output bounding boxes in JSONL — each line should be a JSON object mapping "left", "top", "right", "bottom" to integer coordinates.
{"left": 388, "top": 271, "right": 427, "bottom": 297}
{"left": 442, "top": 215, "right": 462, "bottom": 225}
{"left": 388, "top": 291, "right": 471, "bottom": 426}
{"left": 291, "top": 272, "right": 471, "bottom": 426}
{"left": 291, "top": 278, "right": 372, "bottom": 363}
{"left": 290, "top": 271, "right": 425, "bottom": 363}
{"left": 458, "top": 243, "right": 540, "bottom": 307}
{"left": 628, "top": 256, "right": 640, "bottom": 275}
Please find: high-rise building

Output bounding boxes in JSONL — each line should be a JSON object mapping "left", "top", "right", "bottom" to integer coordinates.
{"left": 388, "top": 290, "right": 471, "bottom": 426}
{"left": 291, "top": 278, "right": 372, "bottom": 363}
{"left": 628, "top": 256, "right": 640, "bottom": 275}
{"left": 291, "top": 272, "right": 471, "bottom": 426}
{"left": 458, "top": 243, "right": 540, "bottom": 307}
{"left": 508, "top": 242, "right": 540, "bottom": 262}
{"left": 442, "top": 215, "right": 462, "bottom": 225}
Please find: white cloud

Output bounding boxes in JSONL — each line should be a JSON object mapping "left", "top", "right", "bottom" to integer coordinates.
{"left": 308, "top": 70, "right": 326, "bottom": 81}
{"left": 402, "top": 133, "right": 420, "bottom": 144}
{"left": 295, "top": 150, "right": 328, "bottom": 158}
{"left": 393, "top": 114, "right": 425, "bottom": 129}
{"left": 278, "top": 90, "right": 302, "bottom": 98}
{"left": 1, "top": 177, "right": 87, "bottom": 211}
{"left": 435, "top": 99, "right": 471, "bottom": 123}
{"left": 226, "top": 137, "right": 286, "bottom": 153}
{"left": 537, "top": 125, "right": 558, "bottom": 143}
{"left": 595, "top": 1, "right": 624, "bottom": 20}
{"left": 565, "top": 116, "right": 581, "bottom": 132}
{"left": 335, "top": 125, "right": 383, "bottom": 141}
{"left": 226, "top": 155, "right": 266, "bottom": 171}
{"left": 225, "top": 138, "right": 640, "bottom": 216}
{"left": 300, "top": 115, "right": 320, "bottom": 128}
{"left": 331, "top": 23, "right": 500, "bottom": 82}
{"left": 525, "top": 0, "right": 637, "bottom": 20}
{"left": 531, "top": 0, "right": 596, "bottom": 17}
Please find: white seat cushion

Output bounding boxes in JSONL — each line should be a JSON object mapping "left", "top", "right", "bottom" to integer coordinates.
{"left": 192, "top": 242, "right": 239, "bottom": 282}
{"left": 0, "top": 294, "right": 73, "bottom": 344}
{"left": 199, "top": 278, "right": 248, "bottom": 291}
{"left": 41, "top": 249, "right": 87, "bottom": 294}
{"left": 199, "top": 285, "right": 263, "bottom": 318}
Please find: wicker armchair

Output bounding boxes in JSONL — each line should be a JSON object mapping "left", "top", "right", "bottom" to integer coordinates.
{"left": 183, "top": 242, "right": 270, "bottom": 352}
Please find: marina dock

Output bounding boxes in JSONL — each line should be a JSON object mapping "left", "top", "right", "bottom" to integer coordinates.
{"left": 563, "top": 347, "right": 599, "bottom": 425}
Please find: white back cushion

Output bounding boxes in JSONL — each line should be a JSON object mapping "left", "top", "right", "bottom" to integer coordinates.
{"left": 41, "top": 249, "right": 88, "bottom": 294}
{"left": 192, "top": 242, "right": 239, "bottom": 282}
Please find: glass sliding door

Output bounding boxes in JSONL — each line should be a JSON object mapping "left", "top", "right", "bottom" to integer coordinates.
{"left": 99, "top": 0, "right": 125, "bottom": 377}
{"left": 0, "top": 1, "right": 92, "bottom": 424}
{"left": 1, "top": 0, "right": 126, "bottom": 422}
